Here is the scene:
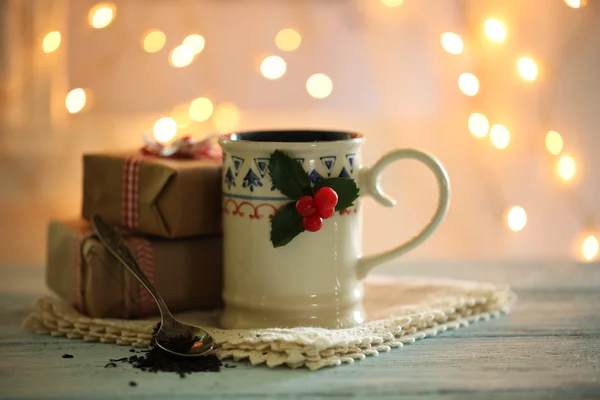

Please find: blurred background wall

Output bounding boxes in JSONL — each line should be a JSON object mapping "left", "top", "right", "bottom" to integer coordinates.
{"left": 0, "top": 0, "right": 598, "bottom": 267}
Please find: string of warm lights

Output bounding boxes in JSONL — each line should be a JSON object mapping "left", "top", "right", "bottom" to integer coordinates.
{"left": 535, "top": 1, "right": 597, "bottom": 263}
{"left": 443, "top": 13, "right": 521, "bottom": 234}
{"left": 439, "top": 0, "right": 598, "bottom": 261}
{"left": 538, "top": 0, "right": 597, "bottom": 261}
{"left": 45, "top": 1, "right": 334, "bottom": 143}
{"left": 40, "top": 0, "right": 598, "bottom": 261}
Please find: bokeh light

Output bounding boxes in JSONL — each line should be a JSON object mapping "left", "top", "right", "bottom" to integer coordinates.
{"left": 89, "top": 3, "right": 116, "bottom": 29}
{"left": 507, "top": 206, "right": 527, "bottom": 232}
{"left": 582, "top": 235, "right": 599, "bottom": 261}
{"left": 557, "top": 155, "right": 576, "bottom": 181}
{"left": 169, "top": 45, "right": 195, "bottom": 68}
{"left": 545, "top": 131, "right": 564, "bottom": 155}
{"left": 260, "top": 56, "right": 287, "bottom": 80}
{"left": 182, "top": 34, "right": 205, "bottom": 55}
{"left": 275, "top": 29, "right": 302, "bottom": 51}
{"left": 380, "top": 0, "right": 403, "bottom": 7}
{"left": 490, "top": 124, "right": 510, "bottom": 149}
{"left": 518, "top": 57, "right": 538, "bottom": 81}
{"left": 306, "top": 74, "right": 333, "bottom": 99}
{"left": 65, "top": 89, "right": 87, "bottom": 114}
{"left": 564, "top": 0, "right": 586, "bottom": 8}
{"left": 468, "top": 113, "right": 489, "bottom": 138}
{"left": 441, "top": 33, "right": 463, "bottom": 55}
{"left": 484, "top": 19, "right": 506, "bottom": 42}
{"left": 189, "top": 97, "right": 214, "bottom": 122}
{"left": 213, "top": 103, "right": 240, "bottom": 132}
{"left": 153, "top": 117, "right": 177, "bottom": 143}
{"left": 43, "top": 31, "right": 61, "bottom": 53}
{"left": 171, "top": 104, "right": 193, "bottom": 129}
{"left": 142, "top": 30, "right": 166, "bottom": 53}
{"left": 458, "top": 73, "right": 479, "bottom": 96}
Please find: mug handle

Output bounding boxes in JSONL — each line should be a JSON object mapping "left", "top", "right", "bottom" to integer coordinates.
{"left": 356, "top": 149, "right": 451, "bottom": 279}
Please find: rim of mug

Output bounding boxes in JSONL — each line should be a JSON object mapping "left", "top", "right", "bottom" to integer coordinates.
{"left": 218, "top": 129, "right": 364, "bottom": 150}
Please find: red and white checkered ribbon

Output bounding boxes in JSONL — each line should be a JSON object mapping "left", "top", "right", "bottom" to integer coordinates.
{"left": 73, "top": 228, "right": 157, "bottom": 318}
{"left": 131, "top": 237, "right": 158, "bottom": 317}
{"left": 122, "top": 156, "right": 142, "bottom": 230}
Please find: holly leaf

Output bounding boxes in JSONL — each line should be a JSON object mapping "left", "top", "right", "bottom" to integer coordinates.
{"left": 270, "top": 202, "right": 305, "bottom": 248}
{"left": 315, "top": 177, "right": 360, "bottom": 211}
{"left": 268, "top": 150, "right": 312, "bottom": 200}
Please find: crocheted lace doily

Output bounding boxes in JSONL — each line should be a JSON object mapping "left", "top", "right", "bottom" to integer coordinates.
{"left": 22, "top": 276, "right": 516, "bottom": 371}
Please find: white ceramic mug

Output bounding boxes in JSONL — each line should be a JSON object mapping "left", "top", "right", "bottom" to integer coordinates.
{"left": 218, "top": 130, "right": 450, "bottom": 329}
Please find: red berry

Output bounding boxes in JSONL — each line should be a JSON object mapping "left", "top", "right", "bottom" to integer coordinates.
{"left": 314, "top": 187, "right": 338, "bottom": 211}
{"left": 318, "top": 207, "right": 335, "bottom": 219}
{"left": 295, "top": 196, "right": 317, "bottom": 217}
{"left": 302, "top": 214, "right": 323, "bottom": 232}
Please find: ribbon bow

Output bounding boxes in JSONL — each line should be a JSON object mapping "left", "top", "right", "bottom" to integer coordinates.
{"left": 141, "top": 132, "right": 222, "bottom": 163}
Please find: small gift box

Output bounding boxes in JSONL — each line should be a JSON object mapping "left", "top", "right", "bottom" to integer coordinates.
{"left": 82, "top": 136, "right": 222, "bottom": 238}
{"left": 45, "top": 220, "right": 223, "bottom": 319}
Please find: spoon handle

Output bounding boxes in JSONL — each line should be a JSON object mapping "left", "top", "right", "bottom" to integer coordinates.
{"left": 90, "top": 214, "right": 174, "bottom": 321}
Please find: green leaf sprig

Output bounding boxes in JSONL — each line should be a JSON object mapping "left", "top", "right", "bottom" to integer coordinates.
{"left": 268, "top": 150, "right": 359, "bottom": 248}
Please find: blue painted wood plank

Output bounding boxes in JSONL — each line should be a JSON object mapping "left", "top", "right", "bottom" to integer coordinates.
{"left": 0, "top": 262, "right": 599, "bottom": 399}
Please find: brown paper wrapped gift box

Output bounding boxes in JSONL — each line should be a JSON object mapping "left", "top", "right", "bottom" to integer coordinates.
{"left": 46, "top": 220, "right": 223, "bottom": 319}
{"left": 82, "top": 153, "right": 222, "bottom": 238}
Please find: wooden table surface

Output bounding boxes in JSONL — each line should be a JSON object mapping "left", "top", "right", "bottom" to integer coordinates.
{"left": 1, "top": 260, "right": 599, "bottom": 399}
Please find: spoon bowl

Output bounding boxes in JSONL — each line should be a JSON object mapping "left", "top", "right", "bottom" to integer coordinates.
{"left": 91, "top": 214, "right": 214, "bottom": 357}
{"left": 154, "top": 320, "right": 214, "bottom": 357}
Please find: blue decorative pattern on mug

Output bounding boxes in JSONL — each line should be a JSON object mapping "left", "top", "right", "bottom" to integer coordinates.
{"left": 309, "top": 169, "right": 323, "bottom": 184}
{"left": 223, "top": 152, "right": 359, "bottom": 196}
{"left": 253, "top": 158, "right": 269, "bottom": 178}
{"left": 320, "top": 156, "right": 336, "bottom": 176}
{"left": 346, "top": 153, "right": 356, "bottom": 173}
{"left": 232, "top": 156, "right": 245, "bottom": 177}
{"left": 339, "top": 167, "right": 351, "bottom": 178}
{"left": 224, "top": 167, "right": 236, "bottom": 189}
{"left": 242, "top": 168, "right": 263, "bottom": 192}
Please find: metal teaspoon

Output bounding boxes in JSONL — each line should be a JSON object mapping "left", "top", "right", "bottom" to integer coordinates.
{"left": 91, "top": 214, "right": 214, "bottom": 357}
